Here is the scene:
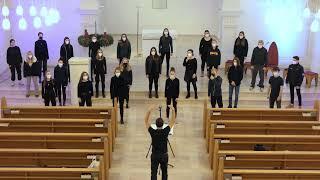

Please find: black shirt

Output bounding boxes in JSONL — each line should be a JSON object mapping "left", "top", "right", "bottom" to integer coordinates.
{"left": 269, "top": 76, "right": 284, "bottom": 98}
{"left": 148, "top": 126, "right": 171, "bottom": 154}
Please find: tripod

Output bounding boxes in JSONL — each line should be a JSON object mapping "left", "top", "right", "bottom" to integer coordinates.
{"left": 146, "top": 105, "right": 175, "bottom": 169}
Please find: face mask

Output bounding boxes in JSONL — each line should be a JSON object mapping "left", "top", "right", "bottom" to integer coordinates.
{"left": 170, "top": 75, "right": 175, "bottom": 80}
{"left": 164, "top": 31, "right": 169, "bottom": 35}
{"left": 187, "top": 53, "right": 192, "bottom": 58}
{"left": 46, "top": 75, "right": 52, "bottom": 79}
{"left": 239, "top": 35, "right": 244, "bottom": 39}
{"left": 122, "top": 37, "right": 126, "bottom": 41}
{"left": 151, "top": 51, "right": 156, "bottom": 56}
{"left": 98, "top": 53, "right": 103, "bottom": 57}
{"left": 83, "top": 76, "right": 88, "bottom": 81}
{"left": 292, "top": 60, "right": 298, "bottom": 64}
{"left": 58, "top": 63, "right": 63, "bottom": 67}
{"left": 115, "top": 72, "right": 121, "bottom": 77}
{"left": 212, "top": 44, "right": 217, "bottom": 47}
{"left": 92, "top": 39, "right": 97, "bottom": 42}
{"left": 39, "top": 36, "right": 43, "bottom": 39}
{"left": 233, "top": 62, "right": 237, "bottom": 66}
{"left": 28, "top": 55, "right": 33, "bottom": 59}
{"left": 258, "top": 45, "right": 263, "bottom": 49}
{"left": 210, "top": 75, "right": 214, "bottom": 80}
{"left": 205, "top": 34, "right": 210, "bottom": 38}
{"left": 65, "top": 40, "right": 70, "bottom": 44}
{"left": 273, "top": 72, "right": 279, "bottom": 77}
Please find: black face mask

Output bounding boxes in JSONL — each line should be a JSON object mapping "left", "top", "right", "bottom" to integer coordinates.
{"left": 39, "top": 37, "right": 43, "bottom": 40}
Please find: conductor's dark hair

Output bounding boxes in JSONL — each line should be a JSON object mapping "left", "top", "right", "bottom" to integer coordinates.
{"left": 204, "top": 30, "right": 210, "bottom": 33}
{"left": 293, "top": 56, "right": 300, "bottom": 61}
{"left": 10, "top": 39, "right": 15, "bottom": 43}
{"left": 187, "top": 49, "right": 194, "bottom": 55}
{"left": 156, "top": 118, "right": 164, "bottom": 128}
{"left": 38, "top": 32, "right": 43, "bottom": 36}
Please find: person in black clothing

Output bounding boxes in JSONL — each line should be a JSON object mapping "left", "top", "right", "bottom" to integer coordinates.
{"left": 145, "top": 105, "right": 176, "bottom": 180}
{"left": 146, "top": 47, "right": 161, "bottom": 98}
{"left": 117, "top": 34, "right": 131, "bottom": 64}
{"left": 24, "top": 51, "right": 40, "bottom": 97}
{"left": 60, "top": 37, "right": 74, "bottom": 82}
{"left": 286, "top": 56, "right": 304, "bottom": 108}
{"left": 54, "top": 59, "right": 68, "bottom": 106}
{"left": 89, "top": 35, "right": 101, "bottom": 81}
{"left": 120, "top": 58, "right": 133, "bottom": 108}
{"left": 77, "top": 72, "right": 93, "bottom": 107}
{"left": 34, "top": 32, "right": 49, "bottom": 83}
{"left": 110, "top": 67, "right": 127, "bottom": 124}
{"left": 207, "top": 39, "right": 221, "bottom": 77}
{"left": 165, "top": 67, "right": 179, "bottom": 118}
{"left": 228, "top": 57, "right": 243, "bottom": 108}
{"left": 199, "top": 30, "right": 213, "bottom": 77}
{"left": 250, "top": 40, "right": 268, "bottom": 92}
{"left": 183, "top": 49, "right": 198, "bottom": 99}
{"left": 42, "top": 71, "right": 56, "bottom": 106}
{"left": 159, "top": 28, "right": 173, "bottom": 77}
{"left": 7, "top": 39, "right": 23, "bottom": 86}
{"left": 208, "top": 68, "right": 223, "bottom": 108}
{"left": 267, "top": 67, "right": 283, "bottom": 109}
{"left": 94, "top": 49, "right": 107, "bottom": 98}
{"left": 233, "top": 31, "right": 249, "bottom": 67}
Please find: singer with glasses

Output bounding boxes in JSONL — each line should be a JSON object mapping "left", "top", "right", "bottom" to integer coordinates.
{"left": 145, "top": 105, "right": 176, "bottom": 180}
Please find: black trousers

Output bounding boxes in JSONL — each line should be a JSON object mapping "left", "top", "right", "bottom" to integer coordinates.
{"left": 269, "top": 97, "right": 281, "bottom": 108}
{"left": 44, "top": 96, "right": 56, "bottom": 106}
{"left": 67, "top": 63, "right": 70, "bottom": 82}
{"left": 160, "top": 52, "right": 171, "bottom": 75}
{"left": 119, "top": 57, "right": 124, "bottom": 64}
{"left": 149, "top": 75, "right": 159, "bottom": 93}
{"left": 251, "top": 65, "right": 264, "bottom": 88}
{"left": 90, "top": 59, "right": 95, "bottom": 81}
{"left": 166, "top": 97, "right": 177, "bottom": 118}
{"left": 125, "top": 86, "right": 130, "bottom": 105}
{"left": 151, "top": 153, "right": 168, "bottom": 180}
{"left": 56, "top": 83, "right": 66, "bottom": 105}
{"left": 9, "top": 64, "right": 22, "bottom": 81}
{"left": 211, "top": 95, "right": 223, "bottom": 108}
{"left": 113, "top": 97, "right": 124, "bottom": 122}
{"left": 289, "top": 84, "right": 302, "bottom": 106}
{"left": 238, "top": 56, "right": 245, "bottom": 67}
{"left": 79, "top": 96, "right": 92, "bottom": 107}
{"left": 38, "top": 59, "right": 47, "bottom": 82}
{"left": 95, "top": 72, "right": 105, "bottom": 95}
{"left": 200, "top": 54, "right": 207, "bottom": 72}
{"left": 186, "top": 80, "right": 197, "bottom": 94}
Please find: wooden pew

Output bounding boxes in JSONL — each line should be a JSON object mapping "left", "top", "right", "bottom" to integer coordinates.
{"left": 202, "top": 100, "right": 320, "bottom": 151}
{"left": 0, "top": 148, "right": 107, "bottom": 180}
{"left": 0, "top": 132, "right": 111, "bottom": 169}
{"left": 0, "top": 118, "right": 113, "bottom": 152}
{"left": 0, "top": 97, "right": 118, "bottom": 151}
{"left": 215, "top": 150, "right": 320, "bottom": 180}
{"left": 210, "top": 134, "right": 320, "bottom": 170}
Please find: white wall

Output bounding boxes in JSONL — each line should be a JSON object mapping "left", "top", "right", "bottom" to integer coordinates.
{"left": 0, "top": 30, "right": 11, "bottom": 75}
{"left": 103, "top": 0, "right": 220, "bottom": 35}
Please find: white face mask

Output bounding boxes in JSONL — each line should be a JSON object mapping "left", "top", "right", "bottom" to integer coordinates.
{"left": 258, "top": 45, "right": 263, "bottom": 49}
{"left": 83, "top": 76, "right": 88, "bottom": 81}
{"left": 122, "top": 37, "right": 126, "bottom": 41}
{"left": 187, "top": 53, "right": 192, "bottom": 58}
{"left": 151, "top": 51, "right": 156, "bottom": 56}
{"left": 292, "top": 60, "right": 298, "bottom": 64}
{"left": 212, "top": 43, "right": 217, "bottom": 47}
{"left": 58, "top": 63, "right": 63, "bottom": 67}
{"left": 239, "top": 35, "right": 244, "bottom": 39}
{"left": 205, "top": 34, "right": 210, "bottom": 38}
{"left": 115, "top": 72, "right": 121, "bottom": 77}
{"left": 273, "top": 72, "right": 279, "bottom": 77}
{"left": 170, "top": 74, "right": 175, "bottom": 80}
{"left": 164, "top": 31, "right": 169, "bottom": 35}
{"left": 98, "top": 53, "right": 103, "bottom": 57}
{"left": 46, "top": 75, "right": 52, "bottom": 79}
{"left": 210, "top": 75, "right": 214, "bottom": 80}
{"left": 92, "top": 38, "right": 97, "bottom": 42}
{"left": 65, "top": 40, "right": 70, "bottom": 44}
{"left": 28, "top": 55, "right": 33, "bottom": 59}
{"left": 233, "top": 62, "right": 237, "bottom": 66}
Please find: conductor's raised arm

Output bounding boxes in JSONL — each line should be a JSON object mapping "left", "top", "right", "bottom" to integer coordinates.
{"left": 145, "top": 105, "right": 157, "bottom": 129}
{"left": 168, "top": 105, "right": 176, "bottom": 129}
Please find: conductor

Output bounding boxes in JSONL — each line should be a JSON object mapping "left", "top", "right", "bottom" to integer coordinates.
{"left": 145, "top": 105, "right": 176, "bottom": 180}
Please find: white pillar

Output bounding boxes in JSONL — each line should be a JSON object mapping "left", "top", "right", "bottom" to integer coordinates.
{"left": 69, "top": 57, "right": 90, "bottom": 105}
{"left": 218, "top": 0, "right": 242, "bottom": 64}
{"left": 310, "top": 32, "right": 320, "bottom": 73}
